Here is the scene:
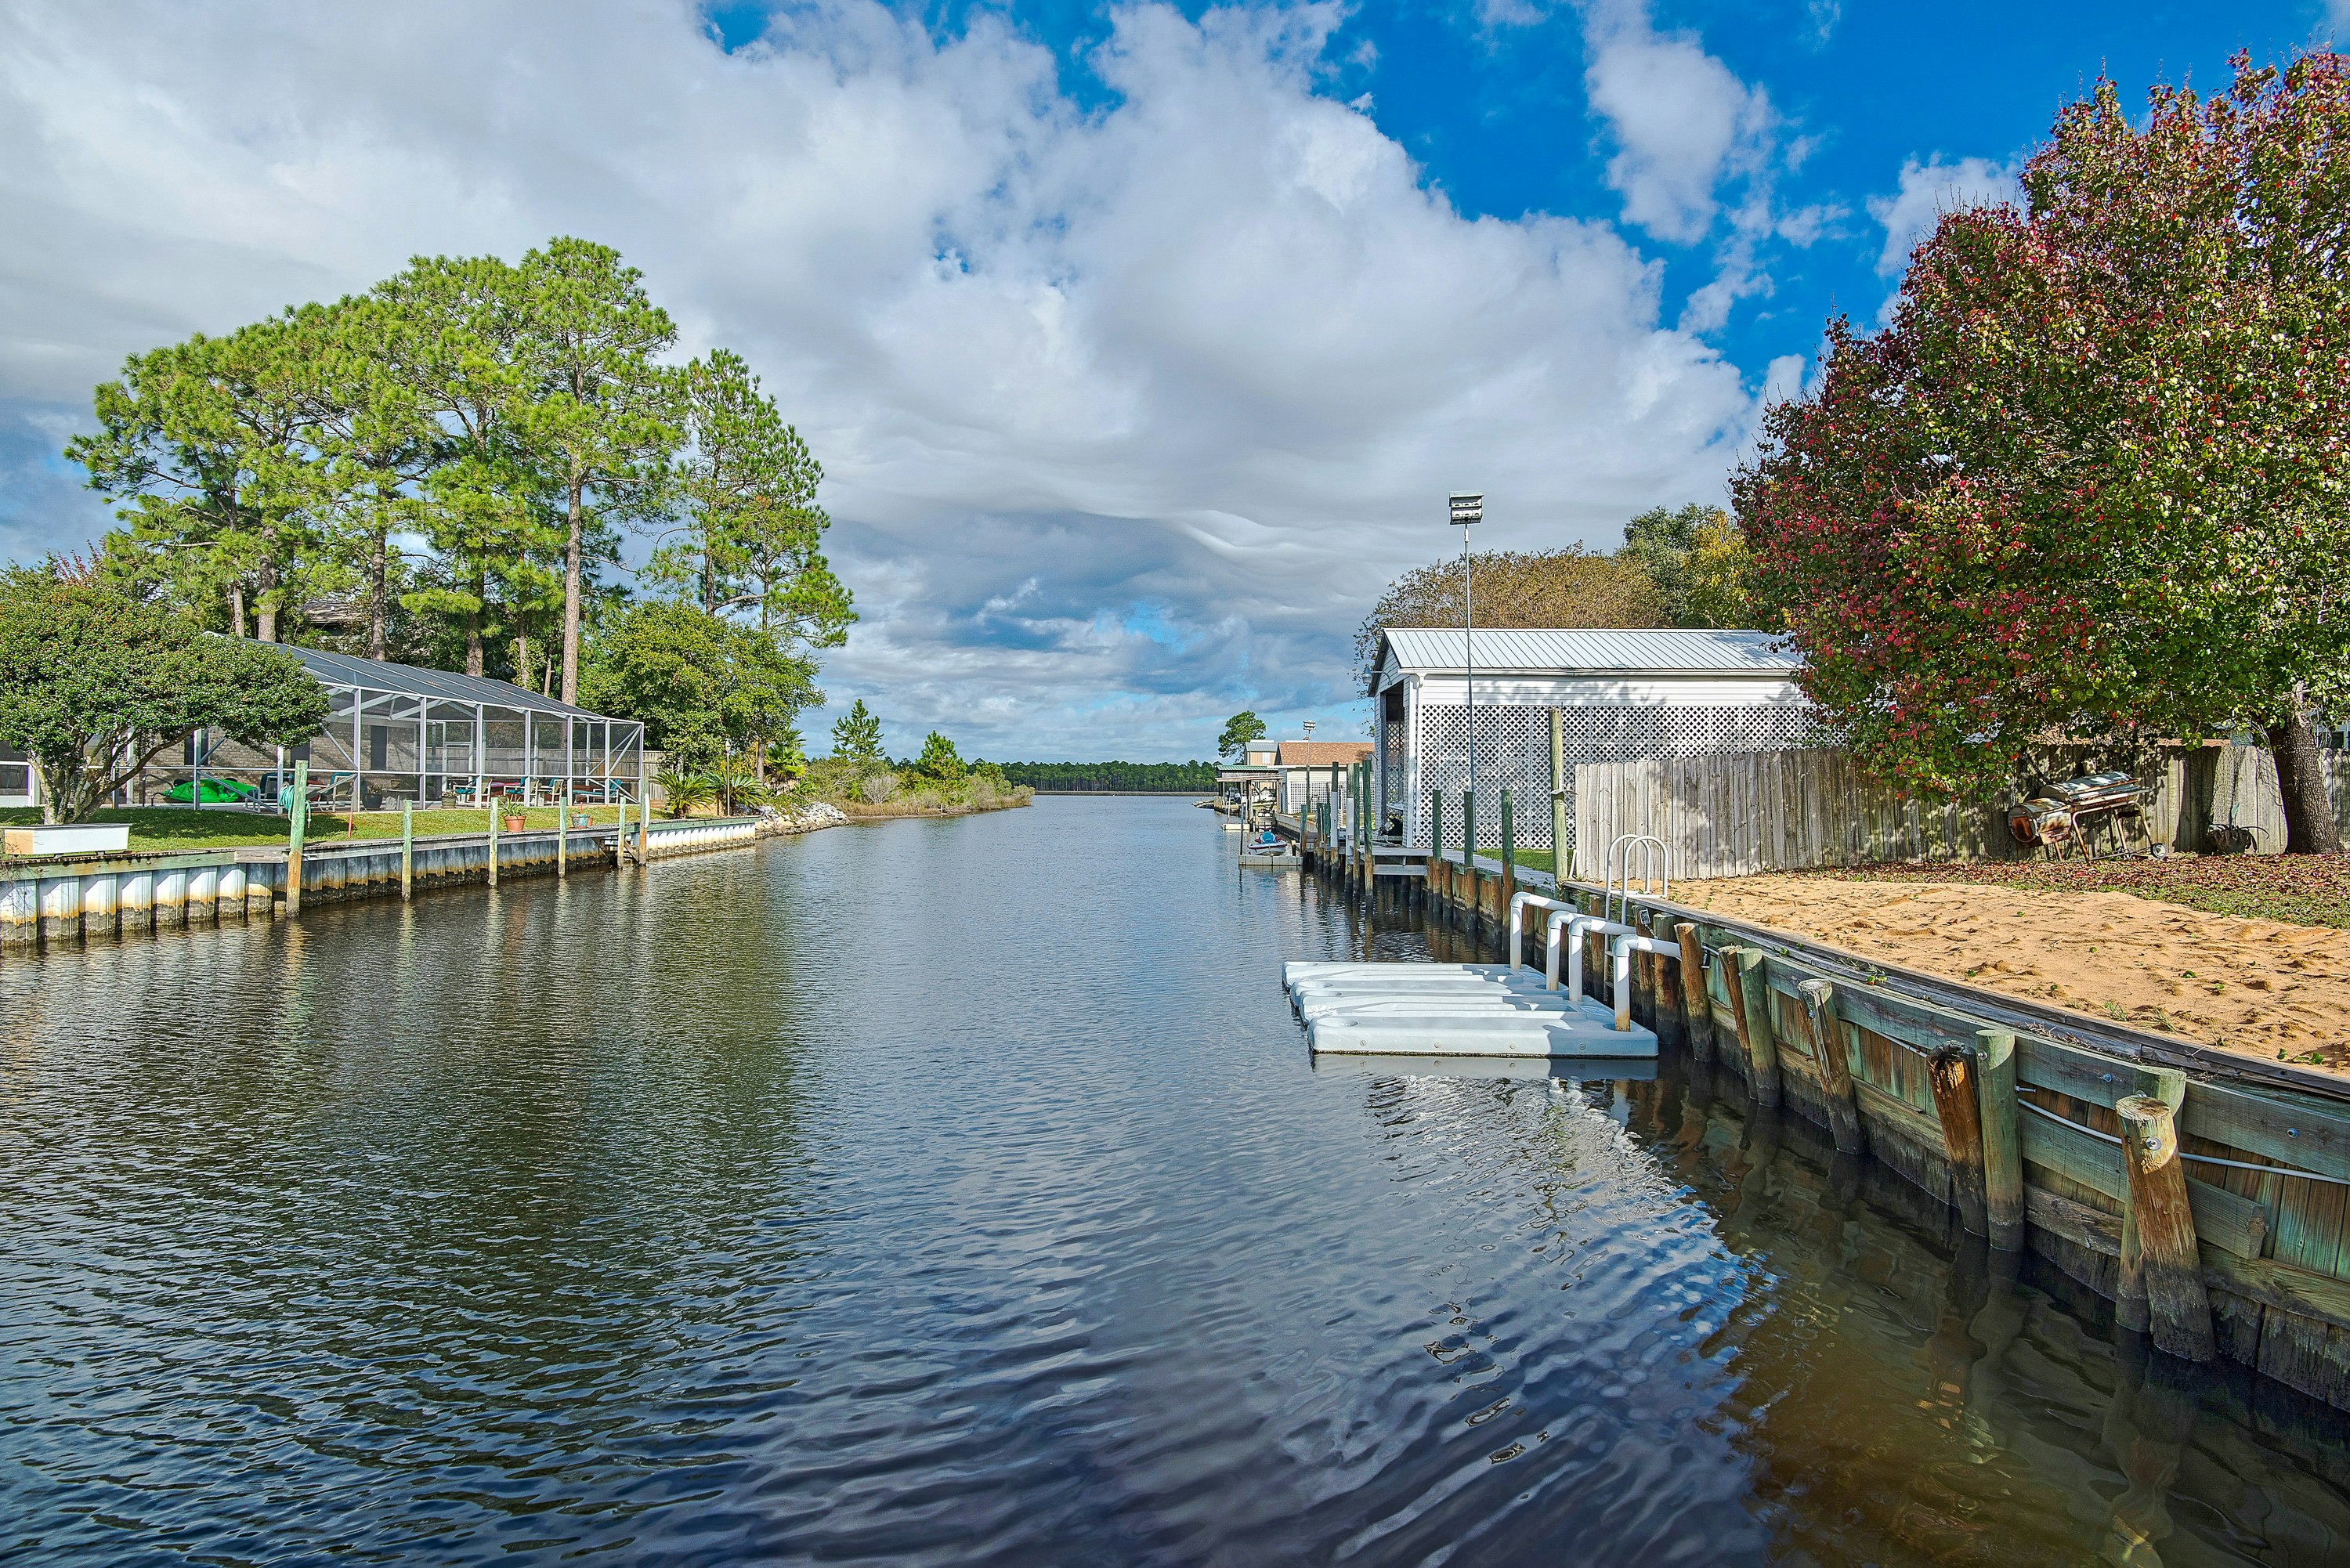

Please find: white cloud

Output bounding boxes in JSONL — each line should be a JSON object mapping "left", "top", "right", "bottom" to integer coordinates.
{"left": 1578, "top": 1, "right": 1776, "bottom": 246}
{"left": 1866, "top": 154, "right": 2020, "bottom": 277}
{"left": 1574, "top": 1, "right": 1838, "bottom": 345}
{"left": 0, "top": 0, "right": 1766, "bottom": 758}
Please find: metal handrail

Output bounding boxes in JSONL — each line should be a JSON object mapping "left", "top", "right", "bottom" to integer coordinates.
{"left": 1604, "top": 833, "right": 1668, "bottom": 926}
{"left": 1506, "top": 891, "right": 1574, "bottom": 973}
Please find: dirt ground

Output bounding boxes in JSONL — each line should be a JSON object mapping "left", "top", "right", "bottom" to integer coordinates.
{"left": 1673, "top": 873, "right": 2350, "bottom": 1070}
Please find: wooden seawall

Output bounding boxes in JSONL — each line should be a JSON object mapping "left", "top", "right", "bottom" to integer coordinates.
{"left": 2, "top": 816, "right": 765, "bottom": 953}
{"left": 1318, "top": 839, "right": 2350, "bottom": 1414}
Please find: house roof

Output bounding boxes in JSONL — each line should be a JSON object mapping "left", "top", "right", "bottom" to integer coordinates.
{"left": 272, "top": 642, "right": 626, "bottom": 722}
{"left": 1277, "top": 740, "right": 1373, "bottom": 766}
{"left": 1376, "top": 627, "right": 1799, "bottom": 684}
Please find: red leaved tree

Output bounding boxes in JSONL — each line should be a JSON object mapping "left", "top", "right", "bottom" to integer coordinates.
{"left": 1737, "top": 52, "right": 2350, "bottom": 851}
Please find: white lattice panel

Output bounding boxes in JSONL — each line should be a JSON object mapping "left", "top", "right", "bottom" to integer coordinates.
{"left": 1408, "top": 703, "right": 1815, "bottom": 854}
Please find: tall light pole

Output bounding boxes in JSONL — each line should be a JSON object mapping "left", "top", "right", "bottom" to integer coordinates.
{"left": 1449, "top": 493, "right": 1482, "bottom": 818}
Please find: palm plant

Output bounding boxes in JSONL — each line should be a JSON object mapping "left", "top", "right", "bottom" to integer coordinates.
{"left": 711, "top": 753, "right": 770, "bottom": 815}
{"left": 656, "top": 765, "right": 716, "bottom": 817}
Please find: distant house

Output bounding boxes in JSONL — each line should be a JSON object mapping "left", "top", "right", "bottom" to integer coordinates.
{"left": 1274, "top": 739, "right": 1372, "bottom": 815}
{"left": 1367, "top": 627, "right": 1810, "bottom": 859}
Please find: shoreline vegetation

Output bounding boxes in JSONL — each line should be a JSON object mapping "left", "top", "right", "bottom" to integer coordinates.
{"left": 796, "top": 753, "right": 1032, "bottom": 822}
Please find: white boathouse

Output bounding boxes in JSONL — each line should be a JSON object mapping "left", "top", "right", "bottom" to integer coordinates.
{"left": 1368, "top": 627, "right": 1810, "bottom": 862}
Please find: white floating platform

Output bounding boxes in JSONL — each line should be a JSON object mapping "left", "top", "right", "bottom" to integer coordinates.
{"left": 1307, "top": 1053, "right": 1658, "bottom": 1082}
{"left": 1283, "top": 960, "right": 1658, "bottom": 1060}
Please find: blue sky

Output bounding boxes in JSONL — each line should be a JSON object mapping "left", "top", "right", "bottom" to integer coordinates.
{"left": 1, "top": 1, "right": 2339, "bottom": 759}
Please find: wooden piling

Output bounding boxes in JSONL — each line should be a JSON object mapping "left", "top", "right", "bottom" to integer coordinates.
{"left": 2116, "top": 1093, "right": 2218, "bottom": 1363}
{"left": 286, "top": 761, "right": 308, "bottom": 918}
{"left": 1727, "top": 948, "right": 1780, "bottom": 1107}
{"left": 1632, "top": 909, "right": 1657, "bottom": 1031}
{"left": 1499, "top": 789, "right": 1515, "bottom": 917}
{"left": 1927, "top": 1045, "right": 1990, "bottom": 1237}
{"left": 1548, "top": 710, "right": 1567, "bottom": 885}
{"left": 1672, "top": 921, "right": 1715, "bottom": 1063}
{"left": 2116, "top": 1067, "right": 2186, "bottom": 1335}
{"left": 556, "top": 788, "right": 567, "bottom": 880}
{"left": 1461, "top": 791, "right": 1477, "bottom": 930}
{"left": 1427, "top": 793, "right": 1444, "bottom": 895}
{"left": 400, "top": 800, "right": 414, "bottom": 900}
{"left": 487, "top": 796, "right": 499, "bottom": 887}
{"left": 1974, "top": 1029, "right": 2024, "bottom": 1252}
{"left": 1798, "top": 979, "right": 1865, "bottom": 1156}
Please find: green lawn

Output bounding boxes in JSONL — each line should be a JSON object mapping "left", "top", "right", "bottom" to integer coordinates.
{"left": 1, "top": 804, "right": 628, "bottom": 852}
{"left": 1487, "top": 847, "right": 1556, "bottom": 875}
{"left": 1428, "top": 846, "right": 1559, "bottom": 874}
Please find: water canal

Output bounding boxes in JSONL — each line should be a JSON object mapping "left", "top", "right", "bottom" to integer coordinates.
{"left": 5, "top": 795, "right": 2350, "bottom": 1564}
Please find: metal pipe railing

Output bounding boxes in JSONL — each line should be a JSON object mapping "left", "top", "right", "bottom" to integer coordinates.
{"left": 1506, "top": 891, "right": 1574, "bottom": 973}
{"left": 1545, "top": 910, "right": 1634, "bottom": 995}
{"left": 1609, "top": 932, "right": 1682, "bottom": 1031}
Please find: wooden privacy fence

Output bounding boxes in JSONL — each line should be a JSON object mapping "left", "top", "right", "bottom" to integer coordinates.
{"left": 1489, "top": 876, "right": 2350, "bottom": 1411}
{"left": 1569, "top": 744, "right": 2350, "bottom": 881}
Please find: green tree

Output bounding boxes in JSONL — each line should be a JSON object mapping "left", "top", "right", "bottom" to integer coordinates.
{"left": 374, "top": 251, "right": 562, "bottom": 677}
{"left": 580, "top": 600, "right": 816, "bottom": 774}
{"left": 1352, "top": 548, "right": 1666, "bottom": 682}
{"left": 831, "top": 698, "right": 884, "bottom": 764}
{"left": 0, "top": 566, "right": 328, "bottom": 822}
{"left": 648, "top": 349, "right": 853, "bottom": 652}
{"left": 909, "top": 731, "right": 966, "bottom": 785}
{"left": 71, "top": 320, "right": 323, "bottom": 641}
{"left": 517, "top": 238, "right": 679, "bottom": 705}
{"left": 1737, "top": 51, "right": 2350, "bottom": 851}
{"left": 1617, "top": 504, "right": 1755, "bottom": 628}
{"left": 1217, "top": 710, "right": 1267, "bottom": 761}
{"left": 289, "top": 298, "right": 443, "bottom": 661}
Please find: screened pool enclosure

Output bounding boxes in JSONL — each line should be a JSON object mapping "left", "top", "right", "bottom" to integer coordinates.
{"left": 134, "top": 645, "right": 645, "bottom": 813}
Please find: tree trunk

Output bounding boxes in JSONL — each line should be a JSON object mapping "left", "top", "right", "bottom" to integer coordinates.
{"left": 368, "top": 532, "right": 389, "bottom": 662}
{"left": 562, "top": 475, "right": 584, "bottom": 706}
{"left": 255, "top": 557, "right": 278, "bottom": 643}
{"left": 2266, "top": 686, "right": 2341, "bottom": 854}
{"left": 465, "top": 594, "right": 484, "bottom": 679}
{"left": 37, "top": 745, "right": 98, "bottom": 826}
{"left": 229, "top": 583, "right": 247, "bottom": 638}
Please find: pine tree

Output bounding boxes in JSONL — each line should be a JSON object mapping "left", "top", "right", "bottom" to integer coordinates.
{"left": 830, "top": 699, "right": 883, "bottom": 765}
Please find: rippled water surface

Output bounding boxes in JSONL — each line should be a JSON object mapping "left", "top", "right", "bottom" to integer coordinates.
{"left": 7, "top": 797, "right": 2350, "bottom": 1565}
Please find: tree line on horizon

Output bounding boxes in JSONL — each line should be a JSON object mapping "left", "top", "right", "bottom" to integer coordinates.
{"left": 990, "top": 760, "right": 1217, "bottom": 793}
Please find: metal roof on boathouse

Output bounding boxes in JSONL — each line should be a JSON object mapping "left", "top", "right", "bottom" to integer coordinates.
{"left": 1375, "top": 628, "right": 1799, "bottom": 683}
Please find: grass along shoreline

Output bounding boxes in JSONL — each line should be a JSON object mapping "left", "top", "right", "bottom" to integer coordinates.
{"left": 3, "top": 782, "right": 1032, "bottom": 855}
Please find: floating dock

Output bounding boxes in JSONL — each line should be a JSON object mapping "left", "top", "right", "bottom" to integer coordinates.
{"left": 1283, "top": 959, "right": 1659, "bottom": 1059}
